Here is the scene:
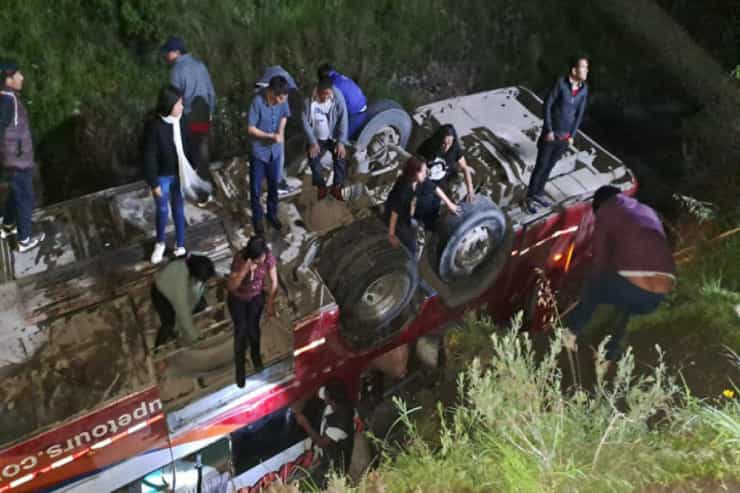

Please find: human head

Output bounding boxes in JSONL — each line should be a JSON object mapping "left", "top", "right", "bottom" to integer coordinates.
{"left": 1, "top": 60, "right": 23, "bottom": 91}
{"left": 436, "top": 124, "right": 457, "bottom": 150}
{"left": 160, "top": 36, "right": 187, "bottom": 64}
{"left": 402, "top": 156, "right": 428, "bottom": 183}
{"left": 317, "top": 63, "right": 334, "bottom": 80}
{"left": 323, "top": 378, "right": 350, "bottom": 407}
{"left": 186, "top": 254, "right": 216, "bottom": 283}
{"left": 569, "top": 55, "right": 589, "bottom": 82}
{"left": 316, "top": 77, "right": 333, "bottom": 103}
{"left": 267, "top": 75, "right": 289, "bottom": 104}
{"left": 156, "top": 85, "right": 184, "bottom": 117}
{"left": 242, "top": 236, "right": 268, "bottom": 264}
{"left": 592, "top": 185, "right": 620, "bottom": 212}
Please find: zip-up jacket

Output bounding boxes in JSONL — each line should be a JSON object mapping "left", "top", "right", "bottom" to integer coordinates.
{"left": 542, "top": 76, "right": 588, "bottom": 139}
{"left": 301, "top": 87, "right": 349, "bottom": 146}
{"left": 0, "top": 89, "right": 34, "bottom": 170}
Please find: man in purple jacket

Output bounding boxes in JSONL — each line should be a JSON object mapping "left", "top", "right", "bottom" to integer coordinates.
{"left": 565, "top": 186, "right": 676, "bottom": 360}
{"left": 0, "top": 60, "right": 44, "bottom": 252}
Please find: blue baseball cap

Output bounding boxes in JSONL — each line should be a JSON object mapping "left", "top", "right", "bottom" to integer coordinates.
{"left": 160, "top": 36, "right": 187, "bottom": 54}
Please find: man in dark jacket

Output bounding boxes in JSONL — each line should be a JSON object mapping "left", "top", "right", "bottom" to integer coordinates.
{"left": 564, "top": 186, "right": 676, "bottom": 360}
{"left": 161, "top": 36, "right": 217, "bottom": 207}
{"left": 0, "top": 60, "right": 44, "bottom": 252}
{"left": 301, "top": 77, "right": 349, "bottom": 201}
{"left": 527, "top": 56, "right": 589, "bottom": 212}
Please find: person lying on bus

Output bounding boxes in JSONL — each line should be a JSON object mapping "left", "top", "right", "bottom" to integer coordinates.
{"left": 564, "top": 186, "right": 676, "bottom": 361}
{"left": 384, "top": 156, "right": 461, "bottom": 258}
{"left": 227, "top": 236, "right": 278, "bottom": 387}
{"left": 151, "top": 254, "right": 215, "bottom": 347}
{"left": 317, "top": 63, "right": 367, "bottom": 140}
{"left": 417, "top": 124, "right": 475, "bottom": 206}
{"left": 293, "top": 379, "right": 356, "bottom": 487}
{"left": 301, "top": 76, "right": 349, "bottom": 201}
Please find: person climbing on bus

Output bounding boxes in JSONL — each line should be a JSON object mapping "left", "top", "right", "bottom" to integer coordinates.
{"left": 226, "top": 236, "right": 278, "bottom": 387}
{"left": 293, "top": 378, "right": 357, "bottom": 488}
{"left": 384, "top": 156, "right": 461, "bottom": 258}
{"left": 301, "top": 76, "right": 349, "bottom": 201}
{"left": 564, "top": 186, "right": 676, "bottom": 361}
{"left": 150, "top": 253, "right": 215, "bottom": 347}
{"left": 416, "top": 124, "right": 475, "bottom": 229}
{"left": 144, "top": 85, "right": 213, "bottom": 264}
{"left": 526, "top": 55, "right": 589, "bottom": 213}
{"left": 317, "top": 63, "right": 367, "bottom": 140}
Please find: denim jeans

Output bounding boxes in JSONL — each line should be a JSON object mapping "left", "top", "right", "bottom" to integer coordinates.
{"left": 2, "top": 168, "right": 34, "bottom": 241}
{"left": 308, "top": 139, "right": 347, "bottom": 188}
{"left": 348, "top": 111, "right": 368, "bottom": 141}
{"left": 565, "top": 272, "right": 666, "bottom": 356}
{"left": 154, "top": 175, "right": 186, "bottom": 248}
{"left": 527, "top": 138, "right": 569, "bottom": 198}
{"left": 249, "top": 154, "right": 280, "bottom": 226}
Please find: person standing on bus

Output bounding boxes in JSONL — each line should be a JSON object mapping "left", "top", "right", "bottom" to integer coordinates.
{"left": 150, "top": 254, "right": 215, "bottom": 347}
{"left": 384, "top": 156, "right": 460, "bottom": 258}
{"left": 416, "top": 124, "right": 475, "bottom": 229}
{"left": 564, "top": 186, "right": 676, "bottom": 360}
{"left": 301, "top": 76, "right": 349, "bottom": 201}
{"left": 526, "top": 56, "right": 589, "bottom": 213}
{"left": 227, "top": 236, "right": 278, "bottom": 387}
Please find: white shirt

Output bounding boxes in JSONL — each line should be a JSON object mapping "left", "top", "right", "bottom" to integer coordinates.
{"left": 311, "top": 99, "right": 333, "bottom": 141}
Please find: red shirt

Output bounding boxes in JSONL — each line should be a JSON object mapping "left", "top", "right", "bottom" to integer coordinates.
{"left": 228, "top": 251, "right": 276, "bottom": 301}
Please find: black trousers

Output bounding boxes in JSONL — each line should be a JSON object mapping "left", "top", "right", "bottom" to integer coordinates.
{"left": 527, "top": 138, "right": 569, "bottom": 198}
{"left": 228, "top": 293, "right": 265, "bottom": 386}
{"left": 151, "top": 284, "right": 207, "bottom": 347}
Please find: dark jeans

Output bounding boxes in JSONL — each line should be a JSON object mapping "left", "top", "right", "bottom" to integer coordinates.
{"left": 414, "top": 191, "right": 441, "bottom": 231}
{"left": 2, "top": 168, "right": 34, "bottom": 240}
{"left": 348, "top": 111, "right": 368, "bottom": 140}
{"left": 527, "top": 138, "right": 569, "bottom": 198}
{"left": 382, "top": 210, "right": 417, "bottom": 259}
{"left": 564, "top": 272, "right": 666, "bottom": 357}
{"left": 249, "top": 154, "right": 280, "bottom": 227}
{"left": 308, "top": 139, "right": 347, "bottom": 188}
{"left": 151, "top": 284, "right": 207, "bottom": 347}
{"left": 228, "top": 293, "right": 265, "bottom": 386}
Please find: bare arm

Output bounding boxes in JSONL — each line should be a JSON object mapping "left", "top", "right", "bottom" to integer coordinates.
{"left": 435, "top": 187, "right": 461, "bottom": 214}
{"left": 294, "top": 411, "right": 331, "bottom": 448}
{"left": 247, "top": 125, "right": 275, "bottom": 140}
{"left": 458, "top": 156, "right": 475, "bottom": 201}
{"left": 265, "top": 264, "right": 279, "bottom": 318}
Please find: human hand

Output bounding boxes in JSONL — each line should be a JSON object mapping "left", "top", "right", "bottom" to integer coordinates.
{"left": 544, "top": 131, "right": 555, "bottom": 142}
{"left": 568, "top": 137, "right": 574, "bottom": 146}
{"left": 273, "top": 132, "right": 284, "bottom": 144}
{"left": 265, "top": 299, "right": 275, "bottom": 319}
{"left": 152, "top": 186, "right": 162, "bottom": 198}
{"left": 388, "top": 234, "right": 400, "bottom": 249}
{"left": 308, "top": 143, "right": 320, "bottom": 159}
{"left": 449, "top": 203, "right": 462, "bottom": 215}
{"left": 465, "top": 193, "right": 475, "bottom": 203}
{"left": 336, "top": 142, "right": 346, "bottom": 159}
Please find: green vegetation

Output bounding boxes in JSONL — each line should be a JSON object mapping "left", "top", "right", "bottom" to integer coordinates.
{"left": 319, "top": 317, "right": 739, "bottom": 492}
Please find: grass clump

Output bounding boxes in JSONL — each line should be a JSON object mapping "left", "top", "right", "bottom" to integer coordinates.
{"left": 326, "top": 316, "right": 739, "bottom": 492}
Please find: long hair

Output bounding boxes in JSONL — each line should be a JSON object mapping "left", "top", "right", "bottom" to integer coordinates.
{"left": 402, "top": 156, "right": 426, "bottom": 181}
{"left": 242, "top": 236, "right": 268, "bottom": 260}
{"left": 156, "top": 85, "right": 182, "bottom": 117}
{"left": 418, "top": 124, "right": 458, "bottom": 161}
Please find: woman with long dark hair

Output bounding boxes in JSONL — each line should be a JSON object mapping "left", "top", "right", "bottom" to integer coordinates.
{"left": 144, "top": 85, "right": 212, "bottom": 264}
{"left": 415, "top": 124, "right": 475, "bottom": 228}
{"left": 383, "top": 156, "right": 460, "bottom": 258}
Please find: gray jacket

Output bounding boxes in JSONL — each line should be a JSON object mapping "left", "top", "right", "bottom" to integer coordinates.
{"left": 301, "top": 87, "right": 349, "bottom": 145}
{"left": 0, "top": 90, "right": 34, "bottom": 170}
{"left": 170, "top": 54, "right": 216, "bottom": 115}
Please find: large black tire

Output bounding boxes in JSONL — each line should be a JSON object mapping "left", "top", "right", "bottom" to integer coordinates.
{"left": 317, "top": 217, "right": 419, "bottom": 343}
{"left": 426, "top": 196, "right": 514, "bottom": 307}
{"left": 354, "top": 100, "right": 413, "bottom": 175}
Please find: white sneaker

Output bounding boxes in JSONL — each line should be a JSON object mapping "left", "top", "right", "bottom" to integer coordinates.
{"left": 173, "top": 246, "right": 187, "bottom": 257}
{"left": 17, "top": 232, "right": 45, "bottom": 253}
{"left": 1, "top": 224, "right": 17, "bottom": 240}
{"left": 150, "top": 242, "right": 166, "bottom": 264}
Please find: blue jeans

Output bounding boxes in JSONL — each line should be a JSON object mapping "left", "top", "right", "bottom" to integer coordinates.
{"left": 2, "top": 168, "right": 34, "bottom": 241}
{"left": 154, "top": 175, "right": 186, "bottom": 248}
{"left": 249, "top": 154, "right": 280, "bottom": 226}
{"left": 565, "top": 272, "right": 665, "bottom": 356}
{"left": 308, "top": 140, "right": 347, "bottom": 188}
{"left": 348, "top": 111, "right": 368, "bottom": 141}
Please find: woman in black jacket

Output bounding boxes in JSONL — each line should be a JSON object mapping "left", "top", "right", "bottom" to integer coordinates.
{"left": 144, "top": 85, "right": 211, "bottom": 264}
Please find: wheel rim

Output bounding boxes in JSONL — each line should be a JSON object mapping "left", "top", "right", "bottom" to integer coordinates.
{"left": 354, "top": 271, "right": 411, "bottom": 323}
{"left": 366, "top": 126, "right": 401, "bottom": 174}
{"left": 451, "top": 225, "right": 493, "bottom": 277}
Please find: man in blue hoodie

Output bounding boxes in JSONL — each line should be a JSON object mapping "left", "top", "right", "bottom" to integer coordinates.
{"left": 527, "top": 56, "right": 589, "bottom": 212}
{"left": 318, "top": 63, "right": 368, "bottom": 140}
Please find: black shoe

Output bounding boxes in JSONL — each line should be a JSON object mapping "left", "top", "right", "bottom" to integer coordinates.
{"left": 278, "top": 179, "right": 289, "bottom": 191}
{"left": 266, "top": 216, "right": 282, "bottom": 231}
{"left": 532, "top": 195, "right": 551, "bottom": 207}
{"left": 525, "top": 198, "right": 538, "bottom": 214}
{"left": 235, "top": 371, "right": 246, "bottom": 388}
{"left": 254, "top": 221, "right": 265, "bottom": 236}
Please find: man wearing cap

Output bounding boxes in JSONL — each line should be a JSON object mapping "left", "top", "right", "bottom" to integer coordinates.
{"left": 0, "top": 60, "right": 44, "bottom": 252}
{"left": 161, "top": 36, "right": 217, "bottom": 207}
